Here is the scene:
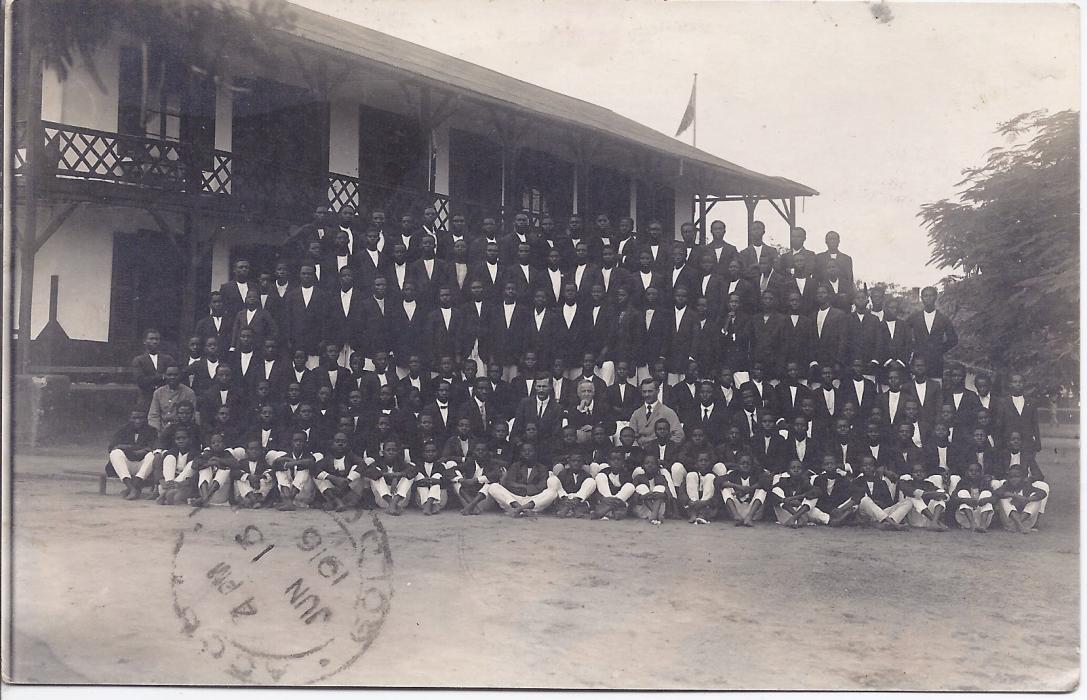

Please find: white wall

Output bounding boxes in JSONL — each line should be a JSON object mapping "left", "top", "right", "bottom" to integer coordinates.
{"left": 432, "top": 122, "right": 450, "bottom": 195}
{"left": 40, "top": 39, "right": 121, "bottom": 132}
{"left": 215, "top": 80, "right": 233, "bottom": 152}
{"left": 21, "top": 207, "right": 151, "bottom": 342}
{"left": 328, "top": 100, "right": 359, "bottom": 177}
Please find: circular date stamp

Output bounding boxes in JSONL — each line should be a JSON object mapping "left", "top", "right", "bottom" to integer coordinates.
{"left": 171, "top": 508, "right": 393, "bottom": 684}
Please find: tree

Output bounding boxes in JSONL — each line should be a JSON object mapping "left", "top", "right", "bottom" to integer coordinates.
{"left": 918, "top": 110, "right": 1079, "bottom": 391}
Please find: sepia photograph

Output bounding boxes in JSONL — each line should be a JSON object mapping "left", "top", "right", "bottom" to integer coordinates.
{"left": 1, "top": 0, "right": 1080, "bottom": 691}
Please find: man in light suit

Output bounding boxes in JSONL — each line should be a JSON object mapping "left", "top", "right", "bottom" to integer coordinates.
{"left": 627, "top": 378, "right": 684, "bottom": 448}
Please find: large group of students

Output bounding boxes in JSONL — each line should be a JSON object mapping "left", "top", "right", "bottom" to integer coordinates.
{"left": 107, "top": 206, "right": 1050, "bottom": 533}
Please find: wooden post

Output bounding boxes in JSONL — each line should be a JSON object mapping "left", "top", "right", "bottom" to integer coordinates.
{"left": 744, "top": 196, "right": 758, "bottom": 247}
{"left": 17, "top": 3, "right": 42, "bottom": 374}
{"left": 788, "top": 196, "right": 797, "bottom": 229}
{"left": 178, "top": 213, "right": 197, "bottom": 341}
{"left": 697, "top": 195, "right": 707, "bottom": 245}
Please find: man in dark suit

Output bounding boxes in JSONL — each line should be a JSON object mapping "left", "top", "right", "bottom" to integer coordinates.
{"left": 876, "top": 297, "right": 913, "bottom": 379}
{"left": 680, "top": 380, "right": 732, "bottom": 438}
{"left": 837, "top": 357, "right": 880, "bottom": 419}
{"left": 606, "top": 361, "right": 642, "bottom": 419}
{"left": 942, "top": 361, "right": 983, "bottom": 433}
{"left": 565, "top": 241, "right": 602, "bottom": 301}
{"left": 737, "top": 220, "right": 779, "bottom": 282}
{"left": 904, "top": 355, "right": 943, "bottom": 429}
{"left": 253, "top": 338, "right": 290, "bottom": 398}
{"left": 392, "top": 213, "right": 423, "bottom": 263}
{"left": 730, "top": 388, "right": 764, "bottom": 441}
{"left": 194, "top": 291, "right": 232, "bottom": 352}
{"left": 906, "top": 286, "right": 958, "bottom": 381}
{"left": 131, "top": 328, "right": 176, "bottom": 407}
{"left": 227, "top": 328, "right": 263, "bottom": 391}
{"left": 782, "top": 290, "right": 817, "bottom": 370}
{"left": 359, "top": 275, "right": 395, "bottom": 365}
{"left": 633, "top": 219, "right": 673, "bottom": 273}
{"left": 597, "top": 244, "right": 633, "bottom": 304}
{"left": 512, "top": 377, "right": 564, "bottom": 442}
{"left": 499, "top": 211, "right": 543, "bottom": 267}
{"left": 812, "top": 282, "right": 849, "bottom": 374}
{"left": 814, "top": 230, "right": 854, "bottom": 291}
{"left": 355, "top": 227, "right": 389, "bottom": 295}
{"left": 323, "top": 267, "right": 367, "bottom": 368}
{"left": 389, "top": 281, "right": 429, "bottom": 371}
{"left": 664, "top": 286, "right": 700, "bottom": 385}
{"left": 436, "top": 212, "right": 469, "bottom": 261}
{"left": 455, "top": 280, "right": 490, "bottom": 374}
{"left": 457, "top": 377, "right": 496, "bottom": 438}
{"left": 486, "top": 281, "right": 529, "bottom": 380}
{"left": 230, "top": 290, "right": 279, "bottom": 352}
{"left": 566, "top": 375, "right": 616, "bottom": 441}
{"left": 283, "top": 264, "right": 327, "bottom": 367}
{"left": 503, "top": 241, "right": 545, "bottom": 304}
{"left": 634, "top": 286, "right": 672, "bottom": 379}
{"left": 198, "top": 365, "right": 245, "bottom": 424}
{"left": 774, "top": 361, "right": 813, "bottom": 423}
{"left": 753, "top": 258, "right": 789, "bottom": 313}
{"left": 311, "top": 341, "right": 354, "bottom": 405}
{"left": 466, "top": 239, "right": 503, "bottom": 303}
{"left": 424, "top": 286, "right": 461, "bottom": 369}
{"left": 629, "top": 249, "right": 668, "bottom": 310}
{"left": 817, "top": 259, "right": 853, "bottom": 312}
{"left": 665, "top": 246, "right": 700, "bottom": 304}
{"left": 704, "top": 220, "right": 739, "bottom": 273}
{"left": 218, "top": 258, "right": 253, "bottom": 321}
{"left": 409, "top": 234, "right": 454, "bottom": 307}
{"left": 750, "top": 289, "right": 788, "bottom": 380}
{"left": 693, "top": 251, "right": 727, "bottom": 322}
{"left": 846, "top": 289, "right": 881, "bottom": 372}
{"left": 996, "top": 373, "right": 1043, "bottom": 452}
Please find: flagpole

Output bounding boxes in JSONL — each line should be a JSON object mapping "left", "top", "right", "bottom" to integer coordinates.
{"left": 692, "top": 72, "right": 698, "bottom": 149}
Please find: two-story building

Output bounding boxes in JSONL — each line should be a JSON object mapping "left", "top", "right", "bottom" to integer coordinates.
{"left": 11, "top": 1, "right": 816, "bottom": 371}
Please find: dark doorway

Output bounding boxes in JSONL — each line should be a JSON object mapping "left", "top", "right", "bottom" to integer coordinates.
{"left": 109, "top": 231, "right": 184, "bottom": 355}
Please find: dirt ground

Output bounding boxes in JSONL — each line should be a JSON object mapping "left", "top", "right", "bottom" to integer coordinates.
{"left": 6, "top": 433, "right": 1080, "bottom": 690}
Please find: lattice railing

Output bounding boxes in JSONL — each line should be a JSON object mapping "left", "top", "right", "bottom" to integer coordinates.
{"left": 328, "top": 173, "right": 360, "bottom": 212}
{"left": 201, "top": 151, "right": 232, "bottom": 195}
{"left": 14, "top": 120, "right": 232, "bottom": 197}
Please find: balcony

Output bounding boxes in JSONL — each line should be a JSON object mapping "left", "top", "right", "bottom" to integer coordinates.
{"left": 13, "top": 121, "right": 493, "bottom": 228}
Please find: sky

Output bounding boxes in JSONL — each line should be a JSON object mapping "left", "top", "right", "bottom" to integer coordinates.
{"left": 291, "top": 0, "right": 1079, "bottom": 287}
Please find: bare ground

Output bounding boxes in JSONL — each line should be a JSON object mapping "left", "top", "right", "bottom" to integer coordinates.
{"left": 7, "top": 435, "right": 1080, "bottom": 690}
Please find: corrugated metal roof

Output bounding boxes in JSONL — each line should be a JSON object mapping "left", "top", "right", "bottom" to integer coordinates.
{"left": 280, "top": 2, "right": 817, "bottom": 198}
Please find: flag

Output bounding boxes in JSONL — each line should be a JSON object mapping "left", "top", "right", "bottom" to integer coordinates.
{"left": 675, "top": 74, "right": 696, "bottom": 137}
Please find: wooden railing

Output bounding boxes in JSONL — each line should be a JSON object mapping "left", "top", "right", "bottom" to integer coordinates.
{"left": 14, "top": 120, "right": 232, "bottom": 197}
{"left": 14, "top": 121, "right": 502, "bottom": 225}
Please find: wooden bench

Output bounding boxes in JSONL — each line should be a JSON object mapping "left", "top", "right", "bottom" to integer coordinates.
{"left": 63, "top": 469, "right": 108, "bottom": 495}
{"left": 29, "top": 366, "right": 132, "bottom": 384}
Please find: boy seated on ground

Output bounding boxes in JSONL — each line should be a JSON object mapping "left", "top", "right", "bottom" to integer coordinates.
{"left": 633, "top": 454, "right": 670, "bottom": 525}
{"left": 272, "top": 431, "right": 320, "bottom": 511}
{"left": 718, "top": 453, "right": 768, "bottom": 527}
{"left": 233, "top": 439, "right": 275, "bottom": 509}
{"left": 189, "top": 432, "right": 240, "bottom": 508}
{"left": 995, "top": 430, "right": 1050, "bottom": 530}
{"left": 954, "top": 461, "right": 996, "bottom": 533}
{"left": 684, "top": 450, "right": 719, "bottom": 524}
{"left": 156, "top": 427, "right": 198, "bottom": 505}
{"left": 361, "top": 438, "right": 416, "bottom": 515}
{"left": 993, "top": 464, "right": 1047, "bottom": 534}
{"left": 770, "top": 458, "right": 819, "bottom": 528}
{"left": 810, "top": 453, "right": 857, "bottom": 526}
{"left": 413, "top": 440, "right": 448, "bottom": 515}
{"left": 487, "top": 442, "right": 560, "bottom": 518}
{"left": 452, "top": 440, "right": 504, "bottom": 515}
{"left": 897, "top": 461, "right": 949, "bottom": 531}
{"left": 145, "top": 400, "right": 202, "bottom": 499}
{"left": 489, "top": 420, "right": 515, "bottom": 468}
{"left": 592, "top": 447, "right": 638, "bottom": 521}
{"left": 852, "top": 455, "right": 912, "bottom": 530}
{"left": 314, "top": 431, "right": 366, "bottom": 512}
{"left": 107, "top": 410, "right": 159, "bottom": 500}
{"left": 553, "top": 451, "right": 597, "bottom": 518}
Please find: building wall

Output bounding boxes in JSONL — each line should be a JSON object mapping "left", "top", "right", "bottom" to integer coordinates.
{"left": 432, "top": 122, "right": 450, "bottom": 195}
{"left": 40, "top": 37, "right": 121, "bottom": 132}
{"left": 328, "top": 99, "right": 360, "bottom": 177}
{"left": 21, "top": 206, "right": 152, "bottom": 342}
